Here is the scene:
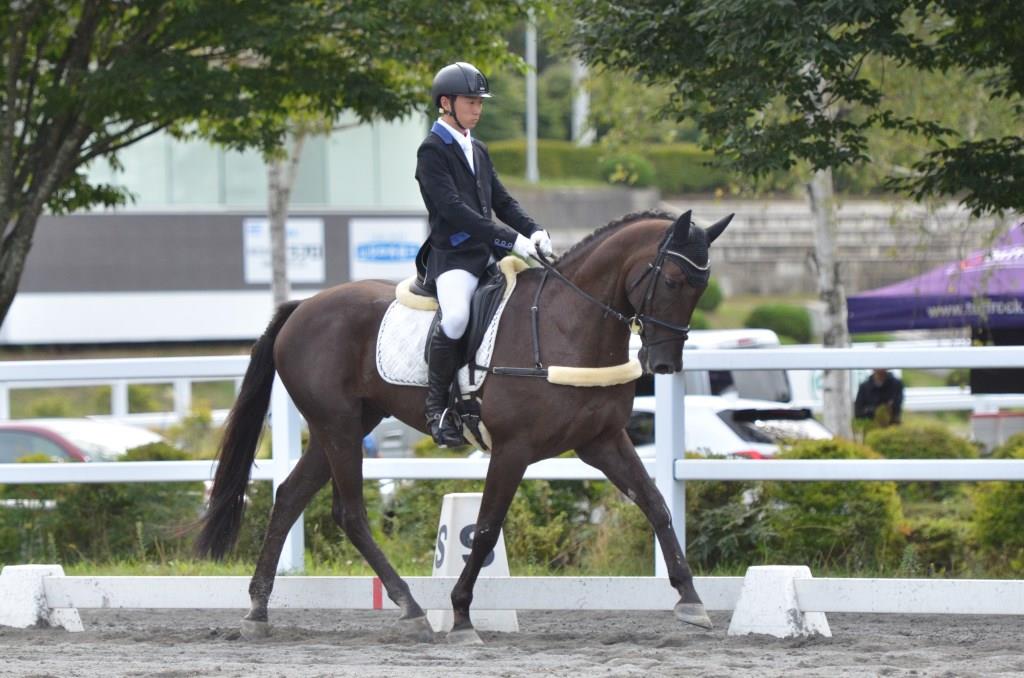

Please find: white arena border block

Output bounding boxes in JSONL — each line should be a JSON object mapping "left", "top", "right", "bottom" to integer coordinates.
{"left": 427, "top": 492, "right": 518, "bottom": 633}
{"left": 0, "top": 564, "right": 83, "bottom": 632}
{"left": 728, "top": 565, "right": 831, "bottom": 638}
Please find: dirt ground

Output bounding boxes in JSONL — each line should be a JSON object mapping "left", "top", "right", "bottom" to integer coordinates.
{"left": 2, "top": 608, "right": 1023, "bottom": 677}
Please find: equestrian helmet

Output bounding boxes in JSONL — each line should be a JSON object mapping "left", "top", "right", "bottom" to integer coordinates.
{"left": 431, "top": 62, "right": 492, "bottom": 109}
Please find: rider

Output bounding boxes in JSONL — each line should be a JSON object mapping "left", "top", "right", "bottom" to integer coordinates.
{"left": 415, "top": 61, "right": 553, "bottom": 447}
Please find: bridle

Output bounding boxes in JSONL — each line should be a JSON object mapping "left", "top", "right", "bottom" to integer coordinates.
{"left": 529, "top": 228, "right": 707, "bottom": 367}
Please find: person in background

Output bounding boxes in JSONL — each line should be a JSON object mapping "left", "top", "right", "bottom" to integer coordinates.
{"left": 854, "top": 369, "right": 904, "bottom": 426}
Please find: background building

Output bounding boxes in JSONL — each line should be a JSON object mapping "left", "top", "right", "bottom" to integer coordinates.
{"left": 2, "top": 115, "right": 429, "bottom": 345}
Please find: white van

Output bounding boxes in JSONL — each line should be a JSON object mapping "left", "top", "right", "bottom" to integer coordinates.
{"left": 629, "top": 329, "right": 793, "bottom": 403}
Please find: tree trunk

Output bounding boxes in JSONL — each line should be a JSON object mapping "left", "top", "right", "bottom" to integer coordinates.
{"left": 807, "top": 167, "right": 852, "bottom": 438}
{"left": 265, "top": 131, "right": 307, "bottom": 309}
{"left": 0, "top": 208, "right": 38, "bottom": 328}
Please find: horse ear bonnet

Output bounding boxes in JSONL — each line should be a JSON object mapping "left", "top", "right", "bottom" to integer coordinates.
{"left": 668, "top": 210, "right": 692, "bottom": 250}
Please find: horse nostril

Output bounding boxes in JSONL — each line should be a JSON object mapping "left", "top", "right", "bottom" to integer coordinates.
{"left": 653, "top": 363, "right": 673, "bottom": 375}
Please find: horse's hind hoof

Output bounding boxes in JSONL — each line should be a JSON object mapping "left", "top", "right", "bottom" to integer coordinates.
{"left": 395, "top": 615, "right": 435, "bottom": 643}
{"left": 674, "top": 602, "right": 713, "bottom": 630}
{"left": 240, "top": 618, "right": 272, "bottom": 640}
{"left": 446, "top": 627, "right": 484, "bottom": 645}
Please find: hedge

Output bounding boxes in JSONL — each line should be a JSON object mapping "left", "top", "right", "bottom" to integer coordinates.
{"left": 487, "top": 139, "right": 732, "bottom": 194}
{"left": 744, "top": 303, "right": 813, "bottom": 343}
{"left": 973, "top": 446, "right": 1024, "bottom": 575}
{"left": 759, "top": 439, "right": 904, "bottom": 569}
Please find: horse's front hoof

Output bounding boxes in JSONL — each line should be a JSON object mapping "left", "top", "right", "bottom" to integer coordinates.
{"left": 446, "top": 626, "right": 484, "bottom": 645}
{"left": 240, "top": 617, "right": 273, "bottom": 640}
{"left": 395, "top": 615, "right": 435, "bottom": 643}
{"left": 674, "top": 602, "right": 713, "bottom": 630}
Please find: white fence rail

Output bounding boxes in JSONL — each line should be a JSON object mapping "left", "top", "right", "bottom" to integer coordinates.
{"left": 34, "top": 574, "right": 1024, "bottom": 616}
{"left": 3, "top": 346, "right": 1024, "bottom": 576}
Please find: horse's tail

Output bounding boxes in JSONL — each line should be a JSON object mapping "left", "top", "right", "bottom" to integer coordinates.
{"left": 195, "top": 300, "right": 301, "bottom": 560}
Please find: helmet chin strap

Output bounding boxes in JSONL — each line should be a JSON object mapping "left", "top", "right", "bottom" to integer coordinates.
{"left": 444, "top": 95, "right": 468, "bottom": 133}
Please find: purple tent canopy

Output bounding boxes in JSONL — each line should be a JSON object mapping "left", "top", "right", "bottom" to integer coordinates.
{"left": 847, "top": 223, "right": 1024, "bottom": 333}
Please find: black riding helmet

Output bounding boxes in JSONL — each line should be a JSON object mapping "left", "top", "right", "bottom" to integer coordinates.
{"left": 431, "top": 62, "right": 492, "bottom": 130}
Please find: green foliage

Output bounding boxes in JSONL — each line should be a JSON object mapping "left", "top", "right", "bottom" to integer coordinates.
{"left": 489, "top": 139, "right": 604, "bottom": 182}
{"left": 643, "top": 145, "right": 732, "bottom": 194}
{"left": 696, "top": 278, "right": 723, "bottom": 312}
{"left": 900, "top": 514, "right": 975, "bottom": 577}
{"left": 0, "top": 443, "right": 203, "bottom": 566}
{"left": 163, "top": 407, "right": 220, "bottom": 459}
{"left": 744, "top": 304, "right": 812, "bottom": 343}
{"left": 690, "top": 309, "right": 709, "bottom": 330}
{"left": 128, "top": 384, "right": 173, "bottom": 413}
{"left": 0, "top": 0, "right": 534, "bottom": 327}
{"left": 582, "top": 492, "right": 653, "bottom": 575}
{"left": 867, "top": 421, "right": 977, "bottom": 501}
{"left": 599, "top": 152, "right": 656, "bottom": 187}
{"left": 990, "top": 433, "right": 1024, "bottom": 459}
{"left": 685, "top": 476, "right": 768, "bottom": 572}
{"left": 568, "top": 1, "right": 1024, "bottom": 214}
{"left": 759, "top": 439, "right": 904, "bottom": 569}
{"left": 488, "top": 139, "right": 730, "bottom": 193}
{"left": 867, "top": 422, "right": 977, "bottom": 460}
{"left": 972, "top": 446, "right": 1024, "bottom": 575}
{"left": 12, "top": 386, "right": 112, "bottom": 418}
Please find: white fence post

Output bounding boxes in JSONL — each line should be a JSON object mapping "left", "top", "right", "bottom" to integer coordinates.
{"left": 111, "top": 380, "right": 129, "bottom": 418}
{"left": 0, "top": 384, "right": 9, "bottom": 420}
{"left": 173, "top": 379, "right": 192, "bottom": 418}
{"left": 270, "top": 374, "right": 304, "bottom": 573}
{"left": 654, "top": 372, "right": 686, "bottom": 577}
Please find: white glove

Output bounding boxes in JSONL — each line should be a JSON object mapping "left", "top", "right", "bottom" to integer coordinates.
{"left": 530, "top": 229, "right": 553, "bottom": 258}
{"left": 512, "top": 233, "right": 538, "bottom": 260}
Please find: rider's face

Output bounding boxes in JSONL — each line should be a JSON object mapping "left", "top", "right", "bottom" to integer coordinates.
{"left": 442, "top": 95, "right": 484, "bottom": 130}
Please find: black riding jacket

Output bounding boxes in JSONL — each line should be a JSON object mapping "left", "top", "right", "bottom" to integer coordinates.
{"left": 415, "top": 121, "right": 539, "bottom": 283}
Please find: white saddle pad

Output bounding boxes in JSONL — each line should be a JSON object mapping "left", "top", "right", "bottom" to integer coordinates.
{"left": 375, "top": 259, "right": 526, "bottom": 393}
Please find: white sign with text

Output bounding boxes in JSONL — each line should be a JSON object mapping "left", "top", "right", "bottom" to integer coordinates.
{"left": 243, "top": 217, "right": 325, "bottom": 284}
{"left": 348, "top": 217, "right": 426, "bottom": 281}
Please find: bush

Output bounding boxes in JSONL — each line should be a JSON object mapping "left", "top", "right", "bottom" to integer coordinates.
{"left": 690, "top": 308, "right": 709, "bottom": 330}
{"left": 990, "top": 432, "right": 1024, "bottom": 459}
{"left": 972, "top": 446, "right": 1024, "bottom": 575}
{"left": 582, "top": 491, "right": 653, "bottom": 575}
{"left": 758, "top": 439, "right": 904, "bottom": 570}
{"left": 900, "top": 514, "right": 975, "bottom": 576}
{"left": 866, "top": 422, "right": 977, "bottom": 501}
{"left": 744, "top": 304, "right": 813, "bottom": 343}
{"left": 696, "top": 278, "right": 723, "bottom": 312}
{"left": 685, "top": 474, "right": 767, "bottom": 572}
{"left": 599, "top": 152, "right": 656, "bottom": 187}
{"left": 0, "top": 442, "right": 204, "bottom": 565}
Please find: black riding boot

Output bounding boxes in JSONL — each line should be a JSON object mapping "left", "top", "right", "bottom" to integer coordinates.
{"left": 425, "top": 324, "right": 467, "bottom": 448}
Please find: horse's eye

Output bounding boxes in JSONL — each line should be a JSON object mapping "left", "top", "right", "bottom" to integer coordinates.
{"left": 664, "top": 278, "right": 682, "bottom": 289}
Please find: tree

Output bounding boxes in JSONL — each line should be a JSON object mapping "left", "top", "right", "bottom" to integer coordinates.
{"left": 567, "top": 0, "right": 1020, "bottom": 436}
{"left": 891, "top": 1, "right": 1024, "bottom": 215}
{"left": 0, "top": 0, "right": 531, "bottom": 327}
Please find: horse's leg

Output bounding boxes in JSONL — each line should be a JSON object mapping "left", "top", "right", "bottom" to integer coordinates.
{"left": 448, "top": 448, "right": 528, "bottom": 645}
{"left": 241, "top": 441, "right": 331, "bottom": 638}
{"left": 577, "top": 430, "right": 712, "bottom": 629}
{"left": 318, "top": 418, "right": 434, "bottom": 641}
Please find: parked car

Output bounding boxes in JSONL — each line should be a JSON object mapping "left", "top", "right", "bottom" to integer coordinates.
{"left": 627, "top": 395, "right": 832, "bottom": 459}
{"left": 630, "top": 329, "right": 793, "bottom": 402}
{"left": 0, "top": 418, "right": 166, "bottom": 463}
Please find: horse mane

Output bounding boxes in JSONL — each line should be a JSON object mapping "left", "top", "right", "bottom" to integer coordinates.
{"left": 554, "top": 209, "right": 677, "bottom": 269}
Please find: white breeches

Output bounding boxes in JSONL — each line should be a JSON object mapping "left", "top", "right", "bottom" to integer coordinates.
{"left": 435, "top": 268, "right": 479, "bottom": 340}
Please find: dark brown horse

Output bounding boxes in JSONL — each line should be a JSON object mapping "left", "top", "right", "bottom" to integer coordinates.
{"left": 196, "top": 209, "right": 730, "bottom": 643}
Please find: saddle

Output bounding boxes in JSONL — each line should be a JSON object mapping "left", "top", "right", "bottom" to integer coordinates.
{"left": 378, "top": 256, "right": 530, "bottom": 450}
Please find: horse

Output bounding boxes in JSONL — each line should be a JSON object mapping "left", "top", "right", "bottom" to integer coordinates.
{"left": 195, "top": 208, "right": 731, "bottom": 643}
